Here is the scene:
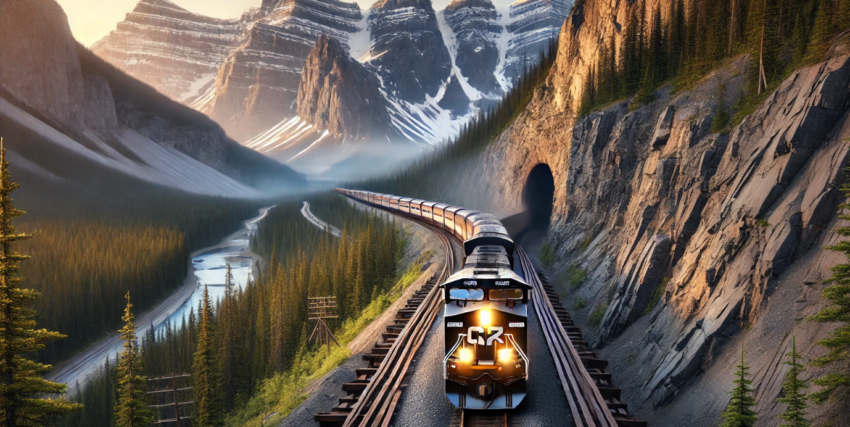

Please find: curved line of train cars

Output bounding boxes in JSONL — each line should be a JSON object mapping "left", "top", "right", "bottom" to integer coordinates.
{"left": 335, "top": 188, "right": 531, "bottom": 411}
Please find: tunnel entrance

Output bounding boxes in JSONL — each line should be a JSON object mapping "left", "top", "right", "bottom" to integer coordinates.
{"left": 522, "top": 164, "right": 555, "bottom": 230}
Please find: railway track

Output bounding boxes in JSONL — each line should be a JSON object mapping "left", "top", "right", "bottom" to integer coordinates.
{"left": 315, "top": 226, "right": 455, "bottom": 427}
{"left": 516, "top": 246, "right": 645, "bottom": 427}
{"left": 450, "top": 409, "right": 510, "bottom": 427}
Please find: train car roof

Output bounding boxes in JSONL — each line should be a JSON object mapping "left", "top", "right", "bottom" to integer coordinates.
{"left": 422, "top": 201, "right": 437, "bottom": 207}
{"left": 411, "top": 199, "right": 425, "bottom": 204}
{"left": 446, "top": 206, "right": 462, "bottom": 213}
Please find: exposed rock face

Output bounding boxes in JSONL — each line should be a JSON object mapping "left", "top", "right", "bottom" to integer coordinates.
{"left": 368, "top": 0, "right": 452, "bottom": 103}
{"left": 91, "top": 0, "right": 245, "bottom": 101}
{"left": 440, "top": 5, "right": 850, "bottom": 422}
{"left": 297, "top": 35, "right": 393, "bottom": 138}
{"left": 444, "top": 0, "right": 501, "bottom": 95}
{"left": 505, "top": 0, "right": 568, "bottom": 81}
{"left": 0, "top": 0, "right": 303, "bottom": 195}
{"left": 437, "top": 75, "right": 471, "bottom": 116}
{"left": 0, "top": 0, "right": 89, "bottom": 134}
{"left": 201, "top": 0, "right": 363, "bottom": 140}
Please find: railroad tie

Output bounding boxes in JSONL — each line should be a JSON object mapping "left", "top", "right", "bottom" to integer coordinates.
{"left": 536, "top": 271, "right": 647, "bottom": 427}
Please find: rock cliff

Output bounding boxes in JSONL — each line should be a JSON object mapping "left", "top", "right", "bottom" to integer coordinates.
{"left": 435, "top": 1, "right": 850, "bottom": 423}
{"left": 199, "top": 0, "right": 363, "bottom": 141}
{"left": 0, "top": 0, "right": 303, "bottom": 196}
{"left": 367, "top": 0, "right": 452, "bottom": 103}
{"left": 505, "top": 0, "right": 569, "bottom": 82}
{"left": 91, "top": 0, "right": 246, "bottom": 102}
{"left": 443, "top": 0, "right": 502, "bottom": 95}
{"left": 297, "top": 35, "right": 394, "bottom": 139}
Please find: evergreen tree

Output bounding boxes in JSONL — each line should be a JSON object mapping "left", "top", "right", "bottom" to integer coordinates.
{"left": 114, "top": 293, "right": 152, "bottom": 427}
{"left": 719, "top": 345, "right": 757, "bottom": 427}
{"left": 809, "top": 165, "right": 850, "bottom": 404}
{"left": 0, "top": 140, "right": 81, "bottom": 426}
{"left": 778, "top": 337, "right": 809, "bottom": 427}
{"left": 808, "top": 0, "right": 835, "bottom": 61}
{"left": 193, "top": 286, "right": 224, "bottom": 427}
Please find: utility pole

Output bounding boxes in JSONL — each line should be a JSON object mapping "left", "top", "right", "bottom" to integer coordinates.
{"left": 308, "top": 296, "right": 340, "bottom": 350}
{"left": 148, "top": 373, "right": 193, "bottom": 426}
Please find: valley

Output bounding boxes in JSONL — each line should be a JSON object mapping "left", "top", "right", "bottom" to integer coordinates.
{"left": 1, "top": 0, "right": 850, "bottom": 426}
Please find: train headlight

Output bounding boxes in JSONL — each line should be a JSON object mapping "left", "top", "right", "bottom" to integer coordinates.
{"left": 498, "top": 348, "right": 513, "bottom": 363}
{"left": 480, "top": 310, "right": 491, "bottom": 327}
{"left": 459, "top": 348, "right": 474, "bottom": 364}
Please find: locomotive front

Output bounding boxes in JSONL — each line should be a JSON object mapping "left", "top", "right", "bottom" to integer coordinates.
{"left": 443, "top": 246, "right": 531, "bottom": 410}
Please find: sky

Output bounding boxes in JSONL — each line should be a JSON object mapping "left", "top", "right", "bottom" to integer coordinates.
{"left": 57, "top": 0, "right": 501, "bottom": 46}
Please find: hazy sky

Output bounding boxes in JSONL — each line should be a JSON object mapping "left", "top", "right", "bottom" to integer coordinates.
{"left": 57, "top": 0, "right": 503, "bottom": 46}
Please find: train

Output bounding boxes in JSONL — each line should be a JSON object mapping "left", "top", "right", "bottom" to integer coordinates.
{"left": 335, "top": 188, "right": 530, "bottom": 411}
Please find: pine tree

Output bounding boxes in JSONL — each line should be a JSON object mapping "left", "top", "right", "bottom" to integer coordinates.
{"left": 778, "top": 337, "right": 809, "bottom": 427}
{"left": 719, "top": 345, "right": 757, "bottom": 427}
{"left": 115, "top": 293, "right": 153, "bottom": 427}
{"left": 808, "top": 0, "right": 834, "bottom": 62}
{"left": 0, "top": 140, "right": 81, "bottom": 426}
{"left": 193, "top": 286, "right": 224, "bottom": 427}
{"left": 809, "top": 165, "right": 850, "bottom": 404}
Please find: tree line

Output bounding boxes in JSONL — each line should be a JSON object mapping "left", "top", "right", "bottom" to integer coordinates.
{"left": 53, "top": 194, "right": 406, "bottom": 426}
{"left": 579, "top": 0, "right": 850, "bottom": 118}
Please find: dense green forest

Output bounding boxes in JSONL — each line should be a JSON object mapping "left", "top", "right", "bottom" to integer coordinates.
{"left": 579, "top": 0, "right": 848, "bottom": 118}
{"left": 54, "top": 194, "right": 415, "bottom": 426}
{"left": 0, "top": 101, "right": 268, "bottom": 364}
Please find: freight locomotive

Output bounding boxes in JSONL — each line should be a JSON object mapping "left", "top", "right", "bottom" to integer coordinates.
{"left": 335, "top": 189, "right": 530, "bottom": 410}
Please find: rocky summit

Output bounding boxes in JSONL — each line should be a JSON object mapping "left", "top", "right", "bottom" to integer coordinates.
{"left": 443, "top": 0, "right": 502, "bottom": 96}
{"left": 367, "top": 0, "right": 452, "bottom": 103}
{"left": 297, "top": 35, "right": 393, "bottom": 140}
{"left": 505, "top": 0, "right": 569, "bottom": 81}
{"left": 91, "top": 0, "right": 247, "bottom": 101}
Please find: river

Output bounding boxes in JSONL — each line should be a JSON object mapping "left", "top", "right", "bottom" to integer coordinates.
{"left": 46, "top": 206, "right": 273, "bottom": 395}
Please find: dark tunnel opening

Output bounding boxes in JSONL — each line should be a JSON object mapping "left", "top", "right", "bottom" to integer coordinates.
{"left": 522, "top": 164, "right": 555, "bottom": 230}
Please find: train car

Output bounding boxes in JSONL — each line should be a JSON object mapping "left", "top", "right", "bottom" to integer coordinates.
{"left": 445, "top": 206, "right": 460, "bottom": 236}
{"left": 410, "top": 199, "right": 424, "bottom": 217}
{"left": 399, "top": 198, "right": 412, "bottom": 214}
{"left": 422, "top": 201, "right": 436, "bottom": 224}
{"left": 381, "top": 195, "right": 391, "bottom": 208}
{"left": 433, "top": 204, "right": 447, "bottom": 227}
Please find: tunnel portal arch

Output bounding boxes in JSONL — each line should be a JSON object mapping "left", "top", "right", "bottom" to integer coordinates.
{"left": 522, "top": 164, "right": 555, "bottom": 229}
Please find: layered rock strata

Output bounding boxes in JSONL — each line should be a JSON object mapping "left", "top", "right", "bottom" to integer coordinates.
{"left": 444, "top": 0, "right": 502, "bottom": 95}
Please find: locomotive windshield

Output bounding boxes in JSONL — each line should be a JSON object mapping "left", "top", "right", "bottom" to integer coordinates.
{"left": 449, "top": 288, "right": 484, "bottom": 301}
{"left": 489, "top": 289, "right": 523, "bottom": 301}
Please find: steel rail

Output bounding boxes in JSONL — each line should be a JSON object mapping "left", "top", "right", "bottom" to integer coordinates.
{"left": 515, "top": 246, "right": 618, "bottom": 427}
{"left": 341, "top": 225, "right": 455, "bottom": 427}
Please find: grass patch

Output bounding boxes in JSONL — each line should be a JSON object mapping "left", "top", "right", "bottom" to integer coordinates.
{"left": 228, "top": 258, "right": 427, "bottom": 426}
{"left": 540, "top": 241, "right": 555, "bottom": 269}
{"left": 580, "top": 233, "right": 594, "bottom": 252}
{"left": 590, "top": 304, "right": 608, "bottom": 327}
{"left": 574, "top": 297, "right": 588, "bottom": 310}
{"left": 756, "top": 218, "right": 771, "bottom": 228}
{"left": 627, "top": 351, "right": 638, "bottom": 364}
{"left": 644, "top": 277, "right": 669, "bottom": 315}
{"left": 564, "top": 263, "right": 587, "bottom": 289}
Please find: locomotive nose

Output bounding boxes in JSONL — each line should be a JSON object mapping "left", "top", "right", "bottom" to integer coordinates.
{"left": 473, "top": 382, "right": 495, "bottom": 399}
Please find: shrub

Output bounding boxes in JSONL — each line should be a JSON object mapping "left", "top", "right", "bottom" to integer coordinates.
{"left": 574, "top": 297, "right": 588, "bottom": 310}
{"left": 590, "top": 304, "right": 608, "bottom": 327}
{"left": 564, "top": 263, "right": 587, "bottom": 288}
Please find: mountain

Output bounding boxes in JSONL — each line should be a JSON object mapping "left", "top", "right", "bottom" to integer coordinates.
{"left": 367, "top": 0, "right": 452, "bottom": 103}
{"left": 90, "top": 0, "right": 249, "bottom": 102}
{"left": 504, "top": 0, "right": 569, "bottom": 81}
{"left": 193, "top": 0, "right": 364, "bottom": 141}
{"left": 0, "top": 0, "right": 304, "bottom": 197}
{"left": 443, "top": 0, "right": 502, "bottom": 96}
{"left": 93, "top": 0, "right": 573, "bottom": 178}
